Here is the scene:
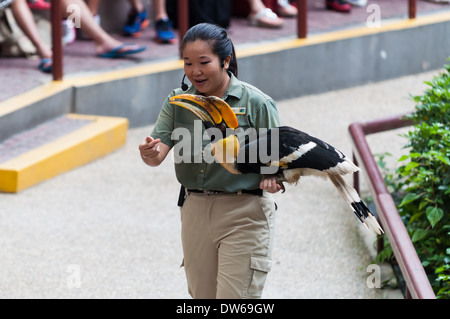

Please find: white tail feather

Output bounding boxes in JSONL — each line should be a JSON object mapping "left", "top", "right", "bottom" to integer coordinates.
{"left": 367, "top": 214, "right": 384, "bottom": 235}
{"left": 329, "top": 175, "right": 384, "bottom": 235}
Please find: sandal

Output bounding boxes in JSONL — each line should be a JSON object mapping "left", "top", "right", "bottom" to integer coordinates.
{"left": 345, "top": 0, "right": 367, "bottom": 6}
{"left": 277, "top": 0, "right": 298, "bottom": 17}
{"left": 248, "top": 8, "right": 283, "bottom": 29}
{"left": 326, "top": 0, "right": 352, "bottom": 12}
{"left": 27, "top": 0, "right": 51, "bottom": 10}
{"left": 39, "top": 58, "right": 52, "bottom": 73}
{"left": 97, "top": 44, "right": 146, "bottom": 58}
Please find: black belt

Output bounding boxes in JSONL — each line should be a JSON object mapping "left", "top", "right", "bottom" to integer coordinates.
{"left": 187, "top": 189, "right": 263, "bottom": 196}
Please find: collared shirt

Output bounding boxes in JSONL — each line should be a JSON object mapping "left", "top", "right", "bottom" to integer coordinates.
{"left": 151, "top": 73, "right": 280, "bottom": 192}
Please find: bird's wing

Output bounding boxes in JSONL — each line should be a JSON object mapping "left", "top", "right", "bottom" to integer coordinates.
{"left": 243, "top": 126, "right": 358, "bottom": 175}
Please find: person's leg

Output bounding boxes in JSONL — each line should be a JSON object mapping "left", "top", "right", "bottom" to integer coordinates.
{"left": 123, "top": 0, "right": 148, "bottom": 37}
{"left": 85, "top": 0, "right": 101, "bottom": 15}
{"left": 247, "top": 0, "right": 265, "bottom": 15}
{"left": 152, "top": 0, "right": 168, "bottom": 21}
{"left": 10, "top": 0, "right": 53, "bottom": 71}
{"left": 76, "top": 0, "right": 100, "bottom": 40}
{"left": 214, "top": 195, "right": 276, "bottom": 299}
{"left": 152, "top": 0, "right": 174, "bottom": 43}
{"left": 180, "top": 194, "right": 218, "bottom": 298}
{"left": 62, "top": 0, "right": 145, "bottom": 56}
{"left": 247, "top": 0, "right": 283, "bottom": 28}
{"left": 128, "top": 0, "right": 144, "bottom": 12}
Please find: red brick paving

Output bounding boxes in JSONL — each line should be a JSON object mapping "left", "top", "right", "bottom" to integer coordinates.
{"left": 0, "top": 115, "right": 92, "bottom": 164}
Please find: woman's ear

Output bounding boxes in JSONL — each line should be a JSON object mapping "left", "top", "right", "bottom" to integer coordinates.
{"left": 223, "top": 55, "right": 232, "bottom": 70}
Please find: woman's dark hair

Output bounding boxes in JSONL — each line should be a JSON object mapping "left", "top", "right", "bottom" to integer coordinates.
{"left": 181, "top": 23, "right": 238, "bottom": 77}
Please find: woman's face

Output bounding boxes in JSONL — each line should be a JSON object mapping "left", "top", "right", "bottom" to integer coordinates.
{"left": 182, "top": 40, "right": 230, "bottom": 98}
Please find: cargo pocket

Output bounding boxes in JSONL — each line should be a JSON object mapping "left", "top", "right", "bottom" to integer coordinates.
{"left": 245, "top": 256, "right": 272, "bottom": 298}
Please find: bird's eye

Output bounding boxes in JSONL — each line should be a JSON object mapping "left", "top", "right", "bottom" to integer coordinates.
{"left": 218, "top": 123, "right": 226, "bottom": 131}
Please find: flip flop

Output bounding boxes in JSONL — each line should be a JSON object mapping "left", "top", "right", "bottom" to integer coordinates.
{"left": 97, "top": 44, "right": 146, "bottom": 58}
{"left": 39, "top": 58, "right": 52, "bottom": 73}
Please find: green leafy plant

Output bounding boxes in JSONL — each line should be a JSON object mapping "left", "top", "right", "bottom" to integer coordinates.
{"left": 376, "top": 62, "right": 450, "bottom": 298}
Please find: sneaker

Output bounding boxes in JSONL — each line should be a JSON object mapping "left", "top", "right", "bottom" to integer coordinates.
{"left": 62, "top": 19, "right": 76, "bottom": 45}
{"left": 345, "top": 0, "right": 367, "bottom": 6}
{"left": 0, "top": 0, "right": 14, "bottom": 10}
{"left": 27, "top": 0, "right": 50, "bottom": 10}
{"left": 155, "top": 18, "right": 175, "bottom": 43}
{"left": 123, "top": 8, "right": 149, "bottom": 37}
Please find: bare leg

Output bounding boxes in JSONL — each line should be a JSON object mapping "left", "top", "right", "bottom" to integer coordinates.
{"left": 62, "top": 0, "right": 144, "bottom": 55}
{"left": 10, "top": 0, "right": 52, "bottom": 60}
{"left": 247, "top": 0, "right": 266, "bottom": 15}
{"left": 152, "top": 0, "right": 169, "bottom": 20}
{"left": 85, "top": 0, "right": 101, "bottom": 15}
{"left": 128, "top": 0, "right": 144, "bottom": 12}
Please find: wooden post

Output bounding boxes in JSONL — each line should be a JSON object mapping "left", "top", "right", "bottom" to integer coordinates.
{"left": 177, "top": 0, "right": 189, "bottom": 52}
{"left": 409, "top": 0, "right": 417, "bottom": 19}
{"left": 51, "top": 0, "right": 63, "bottom": 81}
{"left": 297, "top": 0, "right": 307, "bottom": 39}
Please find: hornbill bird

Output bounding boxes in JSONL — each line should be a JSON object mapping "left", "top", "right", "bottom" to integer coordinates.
{"left": 169, "top": 94, "right": 384, "bottom": 235}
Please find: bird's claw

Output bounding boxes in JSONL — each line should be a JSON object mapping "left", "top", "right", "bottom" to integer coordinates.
{"left": 277, "top": 181, "right": 286, "bottom": 193}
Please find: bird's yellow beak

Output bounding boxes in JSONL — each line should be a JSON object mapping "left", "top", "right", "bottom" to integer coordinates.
{"left": 211, "top": 135, "right": 240, "bottom": 164}
{"left": 169, "top": 94, "right": 239, "bottom": 129}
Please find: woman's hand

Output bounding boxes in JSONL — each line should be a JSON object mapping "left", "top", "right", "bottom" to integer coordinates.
{"left": 138, "top": 137, "right": 169, "bottom": 167}
{"left": 259, "top": 176, "right": 281, "bottom": 194}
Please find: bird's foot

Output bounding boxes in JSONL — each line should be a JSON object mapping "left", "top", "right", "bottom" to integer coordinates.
{"left": 277, "top": 181, "right": 286, "bottom": 193}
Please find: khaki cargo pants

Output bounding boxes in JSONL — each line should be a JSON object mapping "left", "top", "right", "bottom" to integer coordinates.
{"left": 180, "top": 191, "right": 276, "bottom": 299}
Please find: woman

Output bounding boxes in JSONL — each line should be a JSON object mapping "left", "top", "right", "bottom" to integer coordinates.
{"left": 139, "top": 23, "right": 281, "bottom": 299}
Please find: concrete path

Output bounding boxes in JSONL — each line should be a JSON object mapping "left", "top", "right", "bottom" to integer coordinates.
{"left": 0, "top": 69, "right": 439, "bottom": 298}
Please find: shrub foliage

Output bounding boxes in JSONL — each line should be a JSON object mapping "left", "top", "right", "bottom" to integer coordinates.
{"left": 377, "top": 63, "right": 450, "bottom": 298}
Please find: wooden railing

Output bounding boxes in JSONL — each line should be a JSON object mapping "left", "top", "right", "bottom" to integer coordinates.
{"left": 348, "top": 114, "right": 435, "bottom": 299}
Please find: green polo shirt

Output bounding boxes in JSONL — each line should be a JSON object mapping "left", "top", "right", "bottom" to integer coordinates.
{"left": 151, "top": 73, "right": 280, "bottom": 192}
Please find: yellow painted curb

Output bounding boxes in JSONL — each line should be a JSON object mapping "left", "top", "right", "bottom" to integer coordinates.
{"left": 237, "top": 11, "right": 450, "bottom": 58}
{"left": 0, "top": 114, "right": 128, "bottom": 193}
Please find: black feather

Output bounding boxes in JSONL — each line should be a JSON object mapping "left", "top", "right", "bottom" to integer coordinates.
{"left": 235, "top": 126, "right": 347, "bottom": 174}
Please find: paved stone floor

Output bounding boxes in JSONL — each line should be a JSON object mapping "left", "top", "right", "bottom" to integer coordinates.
{"left": 0, "top": 69, "right": 441, "bottom": 298}
{"left": 0, "top": 0, "right": 446, "bottom": 300}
